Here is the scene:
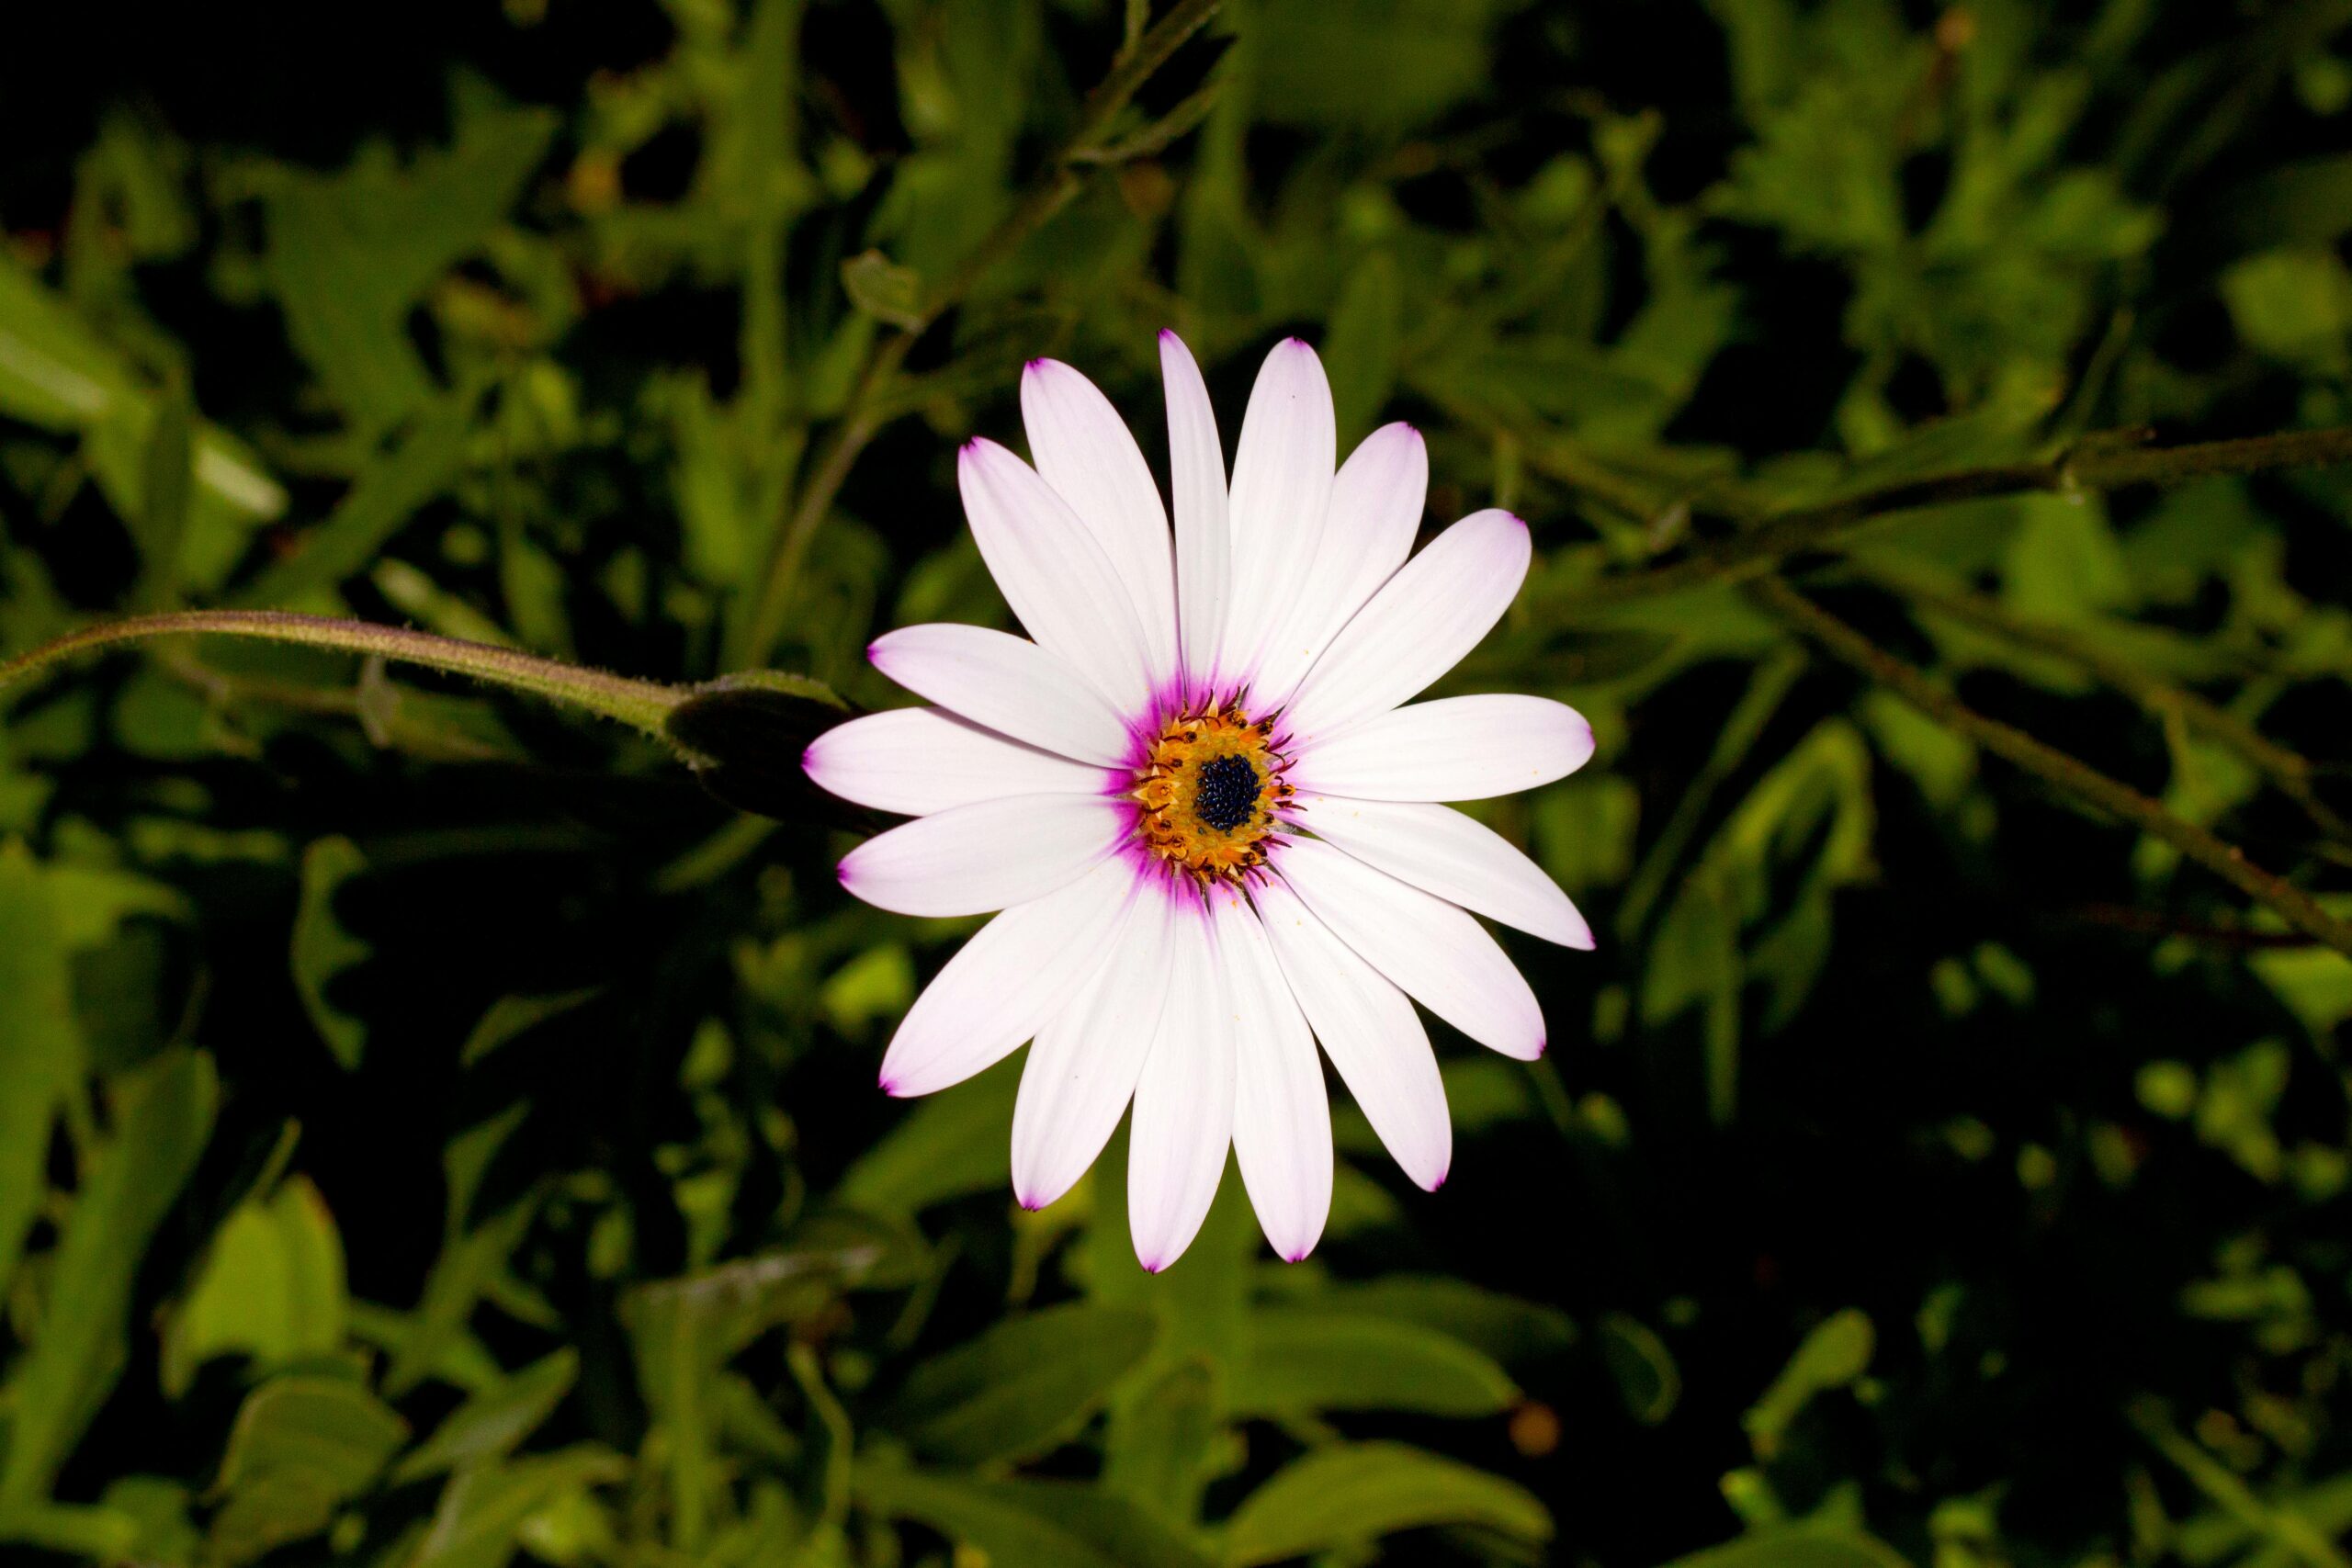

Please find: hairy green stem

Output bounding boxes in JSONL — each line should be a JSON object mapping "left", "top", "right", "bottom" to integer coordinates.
{"left": 1751, "top": 577, "right": 2352, "bottom": 959}
{"left": 0, "top": 612, "right": 691, "bottom": 738}
{"left": 1576, "top": 425, "right": 2352, "bottom": 607}
{"left": 732, "top": 0, "right": 1224, "bottom": 668}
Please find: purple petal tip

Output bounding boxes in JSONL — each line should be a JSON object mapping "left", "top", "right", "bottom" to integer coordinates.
{"left": 1139, "top": 1255, "right": 1169, "bottom": 1274}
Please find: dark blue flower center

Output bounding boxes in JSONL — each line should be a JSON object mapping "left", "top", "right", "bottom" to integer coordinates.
{"left": 1193, "top": 754, "right": 1261, "bottom": 832}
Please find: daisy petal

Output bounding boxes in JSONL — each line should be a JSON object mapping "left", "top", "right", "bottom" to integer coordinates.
{"left": 1292, "top": 694, "right": 1596, "bottom": 801}
{"left": 1250, "top": 423, "right": 1427, "bottom": 709}
{"left": 1276, "top": 838, "right": 1545, "bottom": 1061}
{"left": 1280, "top": 509, "right": 1531, "bottom": 745}
{"left": 960, "top": 438, "right": 1156, "bottom": 716}
{"left": 878, "top": 859, "right": 1138, "bottom": 1098}
{"left": 1250, "top": 874, "right": 1451, "bottom": 1190}
{"left": 1162, "top": 331, "right": 1231, "bottom": 698}
{"left": 1218, "top": 339, "right": 1336, "bottom": 689}
{"left": 1127, "top": 905, "right": 1237, "bottom": 1271}
{"left": 1209, "top": 886, "right": 1332, "bottom": 1262}
{"left": 838, "top": 794, "right": 1125, "bottom": 917}
{"left": 804, "top": 707, "right": 1114, "bottom": 817}
{"left": 1012, "top": 886, "right": 1176, "bottom": 1211}
{"left": 1023, "top": 359, "right": 1179, "bottom": 685}
{"left": 1295, "top": 794, "right": 1593, "bottom": 948}
{"left": 868, "top": 624, "right": 1132, "bottom": 765}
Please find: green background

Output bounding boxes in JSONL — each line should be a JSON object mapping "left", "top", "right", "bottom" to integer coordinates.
{"left": 4, "top": 0, "right": 2352, "bottom": 1563}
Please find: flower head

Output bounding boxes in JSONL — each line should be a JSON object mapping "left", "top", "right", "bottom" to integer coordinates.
{"left": 806, "top": 333, "right": 1596, "bottom": 1269}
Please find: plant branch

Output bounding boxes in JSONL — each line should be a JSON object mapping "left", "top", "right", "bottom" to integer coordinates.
{"left": 0, "top": 612, "right": 693, "bottom": 739}
{"left": 1749, "top": 577, "right": 2352, "bottom": 959}
{"left": 732, "top": 0, "right": 1224, "bottom": 668}
{"left": 1575, "top": 425, "right": 2352, "bottom": 607}
{"left": 1868, "top": 567, "right": 2352, "bottom": 845}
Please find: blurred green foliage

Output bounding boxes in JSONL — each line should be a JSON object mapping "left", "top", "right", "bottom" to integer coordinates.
{"left": 4, "top": 0, "right": 2352, "bottom": 1564}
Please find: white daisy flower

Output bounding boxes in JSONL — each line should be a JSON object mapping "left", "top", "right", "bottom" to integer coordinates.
{"left": 805, "top": 333, "right": 1597, "bottom": 1270}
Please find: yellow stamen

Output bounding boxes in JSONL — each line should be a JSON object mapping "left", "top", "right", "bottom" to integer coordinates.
{"left": 1130, "top": 700, "right": 1291, "bottom": 885}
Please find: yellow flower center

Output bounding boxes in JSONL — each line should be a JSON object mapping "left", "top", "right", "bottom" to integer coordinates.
{"left": 1131, "top": 703, "right": 1293, "bottom": 883}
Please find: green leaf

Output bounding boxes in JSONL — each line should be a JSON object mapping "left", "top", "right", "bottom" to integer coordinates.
{"left": 392, "top": 1349, "right": 579, "bottom": 1484}
{"left": 1599, "top": 1312, "right": 1681, "bottom": 1426}
{"left": 1229, "top": 1308, "right": 1518, "bottom": 1418}
{"left": 407, "top": 1447, "right": 626, "bottom": 1568}
{"left": 232, "top": 393, "right": 476, "bottom": 607}
{"left": 620, "top": 1241, "right": 884, "bottom": 1416}
{"left": 819, "top": 944, "right": 916, "bottom": 1034}
{"left": 0, "top": 1047, "right": 218, "bottom": 1510}
{"left": 133, "top": 375, "right": 195, "bottom": 607}
{"left": 1307, "top": 1276, "right": 1577, "bottom": 1365}
{"left": 207, "top": 1375, "right": 409, "bottom": 1564}
{"left": 1093, "top": 1151, "right": 1256, "bottom": 1522}
{"left": 162, "top": 1176, "right": 350, "bottom": 1396}
{"left": 1653, "top": 1525, "right": 1912, "bottom": 1568}
{"left": 383, "top": 1196, "right": 541, "bottom": 1399}
{"left": 1323, "top": 252, "right": 1403, "bottom": 446}
{"left": 214, "top": 1376, "right": 407, "bottom": 1495}
{"left": 836, "top": 1052, "right": 1021, "bottom": 1216}
{"left": 1222, "top": 1442, "right": 1552, "bottom": 1566}
{"left": 0, "top": 1502, "right": 141, "bottom": 1558}
{"left": 0, "top": 254, "right": 284, "bottom": 539}
{"left": 1745, "top": 1309, "right": 1875, "bottom": 1461}
{"left": 290, "top": 837, "right": 370, "bottom": 1070}
{"left": 841, "top": 249, "right": 926, "bottom": 330}
{"left": 1250, "top": 0, "right": 1511, "bottom": 130}
{"left": 262, "top": 102, "right": 556, "bottom": 431}
{"left": 0, "top": 845, "right": 83, "bottom": 1306}
{"left": 885, "top": 1303, "right": 1159, "bottom": 1464}
{"left": 854, "top": 1467, "right": 1215, "bottom": 1568}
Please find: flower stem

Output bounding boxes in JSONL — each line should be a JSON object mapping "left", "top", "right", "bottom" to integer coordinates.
{"left": 1750, "top": 576, "right": 2352, "bottom": 959}
{"left": 0, "top": 611, "right": 692, "bottom": 739}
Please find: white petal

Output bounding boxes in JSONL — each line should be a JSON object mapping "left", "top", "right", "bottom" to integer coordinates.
{"left": 1162, "top": 331, "right": 1231, "bottom": 699}
{"left": 1208, "top": 886, "right": 1331, "bottom": 1262}
{"left": 1249, "top": 423, "right": 1427, "bottom": 710}
{"left": 1011, "top": 887, "right": 1176, "bottom": 1210}
{"left": 1292, "top": 694, "right": 1596, "bottom": 802}
{"left": 838, "top": 795, "right": 1125, "bottom": 917}
{"left": 1217, "top": 339, "right": 1336, "bottom": 688}
{"left": 878, "top": 859, "right": 1139, "bottom": 1098}
{"left": 804, "top": 707, "right": 1114, "bottom": 816}
{"left": 868, "top": 624, "right": 1133, "bottom": 766}
{"left": 959, "top": 438, "right": 1156, "bottom": 716}
{"left": 1275, "top": 838, "right": 1545, "bottom": 1061}
{"left": 1022, "top": 359, "right": 1179, "bottom": 685}
{"left": 1295, "top": 794, "right": 1593, "bottom": 948}
{"left": 1280, "top": 509, "right": 1532, "bottom": 745}
{"left": 1250, "top": 874, "right": 1451, "bottom": 1190}
{"left": 1126, "top": 904, "right": 1236, "bottom": 1271}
